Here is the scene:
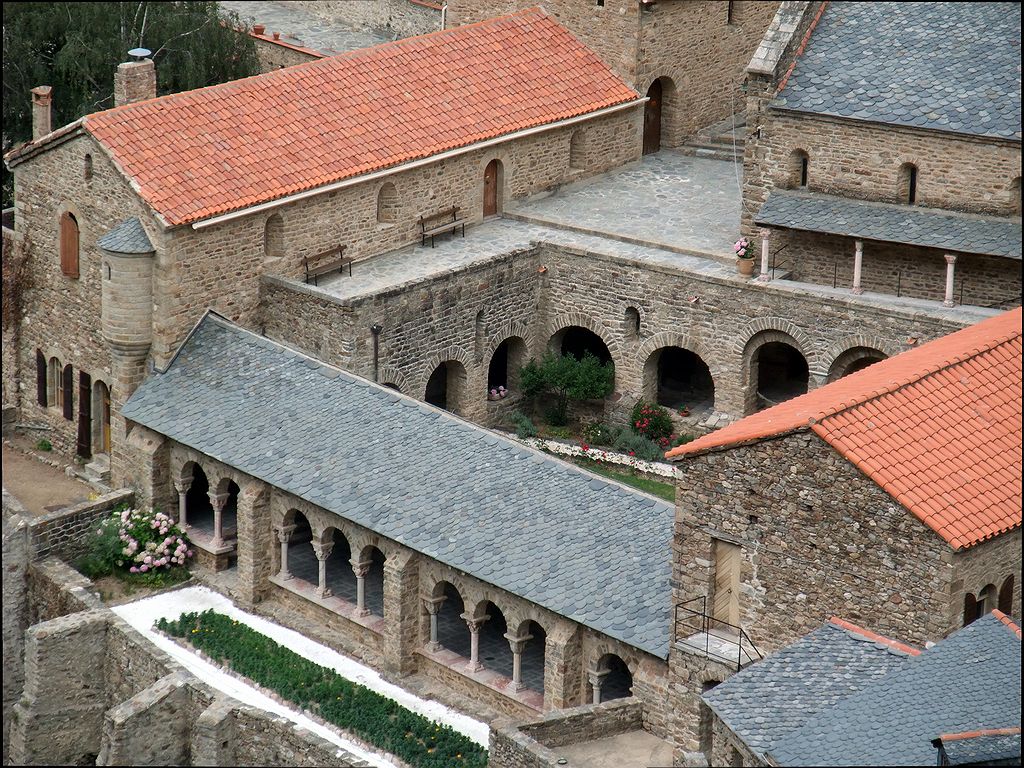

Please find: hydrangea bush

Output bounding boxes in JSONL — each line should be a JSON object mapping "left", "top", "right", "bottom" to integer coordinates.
{"left": 78, "top": 504, "right": 192, "bottom": 585}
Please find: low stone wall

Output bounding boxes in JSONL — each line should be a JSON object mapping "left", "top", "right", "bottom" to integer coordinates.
{"left": 27, "top": 555, "right": 102, "bottom": 625}
{"left": 98, "top": 672, "right": 192, "bottom": 766}
{"left": 489, "top": 698, "right": 644, "bottom": 768}
{"left": 27, "top": 488, "right": 134, "bottom": 562}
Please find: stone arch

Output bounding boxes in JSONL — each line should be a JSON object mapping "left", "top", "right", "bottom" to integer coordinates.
{"left": 738, "top": 320, "right": 816, "bottom": 414}
{"left": 263, "top": 213, "right": 284, "bottom": 266}
{"left": 182, "top": 462, "right": 213, "bottom": 532}
{"left": 788, "top": 148, "right": 809, "bottom": 189}
{"left": 428, "top": 580, "right": 470, "bottom": 657}
{"left": 547, "top": 313, "right": 621, "bottom": 362}
{"left": 375, "top": 366, "right": 410, "bottom": 395}
{"left": 736, "top": 318, "right": 817, "bottom": 367}
{"left": 513, "top": 618, "right": 547, "bottom": 694}
{"left": 283, "top": 509, "right": 315, "bottom": 587}
{"left": 477, "top": 600, "right": 514, "bottom": 679}
{"left": 641, "top": 75, "right": 676, "bottom": 154}
{"left": 638, "top": 332, "right": 720, "bottom": 408}
{"left": 823, "top": 335, "right": 900, "bottom": 378}
{"left": 355, "top": 544, "right": 387, "bottom": 617}
{"left": 422, "top": 346, "right": 472, "bottom": 413}
{"left": 898, "top": 161, "right": 919, "bottom": 205}
{"left": 376, "top": 182, "right": 399, "bottom": 224}
{"left": 322, "top": 525, "right": 357, "bottom": 603}
{"left": 486, "top": 336, "right": 528, "bottom": 395}
{"left": 592, "top": 652, "right": 634, "bottom": 702}
{"left": 624, "top": 307, "right": 642, "bottom": 340}
{"left": 998, "top": 574, "right": 1015, "bottom": 615}
{"left": 826, "top": 346, "right": 889, "bottom": 382}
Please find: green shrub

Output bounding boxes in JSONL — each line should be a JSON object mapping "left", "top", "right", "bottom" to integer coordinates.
{"left": 612, "top": 431, "right": 664, "bottom": 462}
{"left": 521, "top": 351, "right": 614, "bottom": 426}
{"left": 36, "top": 438, "right": 52, "bottom": 451}
{"left": 159, "top": 610, "right": 487, "bottom": 768}
{"left": 77, "top": 504, "right": 192, "bottom": 584}
{"left": 510, "top": 410, "right": 536, "bottom": 438}
{"left": 581, "top": 422, "right": 619, "bottom": 447}
{"left": 544, "top": 425, "right": 573, "bottom": 440}
{"left": 671, "top": 433, "right": 695, "bottom": 448}
{"left": 630, "top": 401, "right": 674, "bottom": 442}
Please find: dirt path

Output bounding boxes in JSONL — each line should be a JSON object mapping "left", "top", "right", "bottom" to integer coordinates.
{"left": 1, "top": 440, "right": 94, "bottom": 516}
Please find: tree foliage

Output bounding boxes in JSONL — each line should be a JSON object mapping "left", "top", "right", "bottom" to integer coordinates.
{"left": 2, "top": 2, "right": 259, "bottom": 204}
{"left": 520, "top": 351, "right": 615, "bottom": 425}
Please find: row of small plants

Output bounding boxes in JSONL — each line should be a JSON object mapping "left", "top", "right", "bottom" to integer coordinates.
{"left": 158, "top": 610, "right": 488, "bottom": 768}
{"left": 77, "top": 504, "right": 193, "bottom": 587}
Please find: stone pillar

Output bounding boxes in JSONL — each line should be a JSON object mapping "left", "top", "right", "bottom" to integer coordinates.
{"left": 31, "top": 86, "right": 53, "bottom": 140}
{"left": 173, "top": 477, "right": 192, "bottom": 527}
{"left": 757, "top": 227, "right": 771, "bottom": 281}
{"left": 275, "top": 524, "right": 296, "bottom": 579}
{"left": 423, "top": 596, "right": 446, "bottom": 652}
{"left": 543, "top": 623, "right": 583, "bottom": 711}
{"left": 236, "top": 482, "right": 271, "bottom": 608}
{"left": 852, "top": 239, "right": 864, "bottom": 294}
{"left": 208, "top": 492, "right": 228, "bottom": 549}
{"left": 505, "top": 631, "right": 532, "bottom": 693}
{"left": 462, "top": 613, "right": 488, "bottom": 673}
{"left": 312, "top": 540, "right": 334, "bottom": 599}
{"left": 382, "top": 551, "right": 419, "bottom": 677}
{"left": 588, "top": 667, "right": 609, "bottom": 705}
{"left": 943, "top": 254, "right": 957, "bottom": 307}
{"left": 351, "top": 559, "right": 372, "bottom": 616}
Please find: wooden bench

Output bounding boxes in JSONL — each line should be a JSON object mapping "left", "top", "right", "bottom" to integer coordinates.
{"left": 303, "top": 245, "right": 351, "bottom": 286}
{"left": 418, "top": 206, "right": 466, "bottom": 248}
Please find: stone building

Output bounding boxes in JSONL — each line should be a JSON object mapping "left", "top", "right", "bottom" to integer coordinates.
{"left": 664, "top": 306, "right": 1023, "bottom": 763}
{"left": 743, "top": 2, "right": 1022, "bottom": 307}
{"left": 700, "top": 611, "right": 1022, "bottom": 766}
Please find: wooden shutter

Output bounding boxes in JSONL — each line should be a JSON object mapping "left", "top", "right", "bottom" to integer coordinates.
{"left": 62, "top": 364, "right": 74, "bottom": 420}
{"left": 77, "top": 370, "right": 92, "bottom": 459}
{"left": 60, "top": 212, "right": 80, "bottom": 278}
{"left": 36, "top": 349, "right": 47, "bottom": 406}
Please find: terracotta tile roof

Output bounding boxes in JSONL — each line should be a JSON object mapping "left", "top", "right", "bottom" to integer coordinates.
{"left": 667, "top": 308, "right": 1023, "bottom": 550}
{"left": 81, "top": 8, "right": 638, "bottom": 227}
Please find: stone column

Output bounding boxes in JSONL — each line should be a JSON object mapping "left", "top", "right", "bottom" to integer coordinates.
{"left": 423, "top": 596, "right": 446, "bottom": 652}
{"left": 852, "top": 239, "right": 864, "bottom": 294}
{"left": 757, "top": 227, "right": 771, "bottom": 281}
{"left": 235, "top": 482, "right": 271, "bottom": 609}
{"left": 505, "top": 631, "right": 532, "bottom": 693}
{"left": 275, "top": 524, "right": 296, "bottom": 580}
{"left": 943, "top": 254, "right": 957, "bottom": 307}
{"left": 351, "top": 559, "right": 372, "bottom": 616}
{"left": 462, "top": 613, "right": 488, "bottom": 672}
{"left": 312, "top": 540, "right": 334, "bottom": 599}
{"left": 173, "top": 477, "right": 192, "bottom": 527}
{"left": 588, "top": 667, "right": 609, "bottom": 705}
{"left": 208, "top": 492, "right": 229, "bottom": 548}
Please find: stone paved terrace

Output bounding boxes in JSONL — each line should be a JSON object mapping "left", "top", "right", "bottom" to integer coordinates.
{"left": 219, "top": 1, "right": 389, "bottom": 55}
{"left": 507, "top": 150, "right": 743, "bottom": 259}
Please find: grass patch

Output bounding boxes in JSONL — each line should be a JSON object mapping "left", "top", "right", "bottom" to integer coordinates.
{"left": 158, "top": 610, "right": 487, "bottom": 768}
{"left": 570, "top": 456, "right": 675, "bottom": 501}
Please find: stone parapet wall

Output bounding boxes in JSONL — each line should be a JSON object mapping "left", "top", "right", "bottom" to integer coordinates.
{"left": 27, "top": 555, "right": 103, "bottom": 625}
{"left": 26, "top": 488, "right": 134, "bottom": 563}
{"left": 282, "top": 0, "right": 441, "bottom": 39}
{"left": 251, "top": 35, "right": 321, "bottom": 72}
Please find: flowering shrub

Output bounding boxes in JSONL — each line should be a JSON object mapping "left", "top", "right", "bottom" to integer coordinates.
{"left": 581, "top": 421, "right": 619, "bottom": 447}
{"left": 734, "top": 237, "right": 751, "bottom": 259}
{"left": 631, "top": 401, "right": 675, "bottom": 443}
{"left": 78, "top": 504, "right": 192, "bottom": 585}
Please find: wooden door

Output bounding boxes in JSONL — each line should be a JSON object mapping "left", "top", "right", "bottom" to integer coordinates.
{"left": 643, "top": 80, "right": 662, "bottom": 155}
{"left": 484, "top": 160, "right": 499, "bottom": 217}
{"left": 712, "top": 539, "right": 741, "bottom": 627}
{"left": 97, "top": 381, "right": 112, "bottom": 454}
{"left": 77, "top": 370, "right": 92, "bottom": 459}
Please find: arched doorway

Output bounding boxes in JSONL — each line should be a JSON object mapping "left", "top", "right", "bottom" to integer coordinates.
{"left": 648, "top": 347, "right": 715, "bottom": 411}
{"left": 435, "top": 582, "right": 470, "bottom": 657}
{"left": 827, "top": 347, "right": 887, "bottom": 382}
{"left": 92, "top": 380, "right": 112, "bottom": 455}
{"left": 643, "top": 80, "right": 663, "bottom": 155}
{"left": 594, "top": 653, "right": 633, "bottom": 702}
{"left": 484, "top": 159, "right": 503, "bottom": 217}
{"left": 184, "top": 465, "right": 213, "bottom": 533}
{"left": 425, "top": 361, "right": 467, "bottom": 412}
{"left": 755, "top": 341, "right": 809, "bottom": 409}
{"left": 477, "top": 602, "right": 513, "bottom": 679}
{"left": 488, "top": 337, "right": 527, "bottom": 395}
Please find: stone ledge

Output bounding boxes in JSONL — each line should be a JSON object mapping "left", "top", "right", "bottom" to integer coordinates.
{"left": 417, "top": 648, "right": 543, "bottom": 713}
{"left": 269, "top": 572, "right": 387, "bottom": 635}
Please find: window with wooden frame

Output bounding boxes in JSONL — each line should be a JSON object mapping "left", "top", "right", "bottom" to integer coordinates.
{"left": 62, "top": 363, "right": 74, "bottom": 420}
{"left": 60, "top": 211, "right": 80, "bottom": 278}
{"left": 48, "top": 357, "right": 61, "bottom": 408}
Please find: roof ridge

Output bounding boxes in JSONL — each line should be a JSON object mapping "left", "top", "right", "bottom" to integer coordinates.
{"left": 939, "top": 726, "right": 1022, "bottom": 742}
{"left": 828, "top": 617, "right": 922, "bottom": 656}
{"left": 775, "top": 1, "right": 829, "bottom": 95}
{"left": 991, "top": 609, "right": 1023, "bottom": 639}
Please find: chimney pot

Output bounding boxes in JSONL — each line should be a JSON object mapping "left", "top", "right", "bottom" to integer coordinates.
{"left": 31, "top": 86, "right": 53, "bottom": 140}
{"left": 114, "top": 53, "right": 157, "bottom": 107}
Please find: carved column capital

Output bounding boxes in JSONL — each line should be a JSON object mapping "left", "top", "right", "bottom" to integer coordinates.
{"left": 504, "top": 632, "right": 532, "bottom": 655}
{"left": 173, "top": 477, "right": 192, "bottom": 494}
{"left": 461, "top": 612, "right": 488, "bottom": 633}
{"left": 208, "top": 492, "right": 229, "bottom": 512}
{"left": 757, "top": 227, "right": 771, "bottom": 239}
{"left": 587, "top": 667, "right": 610, "bottom": 688}
{"left": 312, "top": 540, "right": 334, "bottom": 562}
{"left": 422, "top": 596, "right": 446, "bottom": 616}
{"left": 275, "top": 523, "right": 297, "bottom": 544}
{"left": 944, "top": 253, "right": 958, "bottom": 265}
{"left": 350, "top": 559, "right": 372, "bottom": 579}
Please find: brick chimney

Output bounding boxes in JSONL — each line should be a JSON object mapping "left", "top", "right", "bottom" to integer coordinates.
{"left": 31, "top": 86, "right": 53, "bottom": 140}
{"left": 114, "top": 49, "right": 156, "bottom": 107}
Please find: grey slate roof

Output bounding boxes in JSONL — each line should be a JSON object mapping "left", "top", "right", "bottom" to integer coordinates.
{"left": 755, "top": 191, "right": 1023, "bottom": 260}
{"left": 97, "top": 217, "right": 154, "bottom": 255}
{"left": 769, "top": 613, "right": 1022, "bottom": 766}
{"left": 772, "top": 3, "right": 1022, "bottom": 140}
{"left": 702, "top": 620, "right": 914, "bottom": 760}
{"left": 122, "top": 313, "right": 675, "bottom": 657}
{"left": 941, "top": 731, "right": 1021, "bottom": 766}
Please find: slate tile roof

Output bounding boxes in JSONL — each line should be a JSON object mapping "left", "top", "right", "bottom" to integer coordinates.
{"left": 754, "top": 191, "right": 1023, "bottom": 260}
{"left": 81, "top": 8, "right": 638, "bottom": 227}
{"left": 939, "top": 728, "right": 1022, "bottom": 766}
{"left": 96, "top": 217, "right": 154, "bottom": 255}
{"left": 701, "top": 618, "right": 917, "bottom": 760}
{"left": 121, "top": 313, "right": 675, "bottom": 657}
{"left": 773, "top": 2, "right": 1022, "bottom": 141}
{"left": 767, "top": 613, "right": 1022, "bottom": 766}
{"left": 666, "top": 308, "right": 1023, "bottom": 550}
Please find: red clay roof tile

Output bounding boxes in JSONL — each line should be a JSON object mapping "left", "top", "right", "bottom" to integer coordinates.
{"left": 82, "top": 9, "right": 637, "bottom": 226}
{"left": 667, "top": 308, "right": 1023, "bottom": 550}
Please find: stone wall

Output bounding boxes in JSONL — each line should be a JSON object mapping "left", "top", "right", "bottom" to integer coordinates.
{"left": 709, "top": 711, "right": 763, "bottom": 767}
{"left": 282, "top": 0, "right": 442, "bottom": 39}
{"left": 251, "top": 34, "right": 321, "bottom": 71}
{"left": 2, "top": 216, "right": 20, "bottom": 406}
{"left": 25, "top": 488, "right": 134, "bottom": 563}
{"left": 2, "top": 491, "right": 30, "bottom": 763}
{"left": 98, "top": 672, "right": 192, "bottom": 766}
{"left": 954, "top": 528, "right": 1023, "bottom": 623}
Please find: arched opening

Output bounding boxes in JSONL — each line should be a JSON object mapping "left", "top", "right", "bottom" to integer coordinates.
{"left": 285, "top": 511, "right": 316, "bottom": 586}
{"left": 595, "top": 653, "right": 633, "bottom": 702}
{"left": 220, "top": 480, "right": 240, "bottom": 540}
{"left": 47, "top": 357, "right": 61, "bottom": 408}
{"left": 477, "top": 602, "right": 513, "bottom": 679}
{"left": 649, "top": 347, "right": 715, "bottom": 411}
{"left": 61, "top": 363, "right": 74, "bottom": 420}
{"left": 484, "top": 159, "right": 503, "bottom": 217}
{"left": 963, "top": 592, "right": 978, "bottom": 626}
{"left": 360, "top": 545, "right": 386, "bottom": 617}
{"left": 60, "top": 211, "right": 80, "bottom": 278}
{"left": 998, "top": 575, "right": 1015, "bottom": 614}
{"left": 729, "top": 746, "right": 743, "bottom": 767}
{"left": 519, "top": 620, "right": 546, "bottom": 694}
{"left": 1012, "top": 177, "right": 1022, "bottom": 216}
{"left": 898, "top": 162, "right": 918, "bottom": 205}
{"left": 377, "top": 182, "right": 398, "bottom": 224}
{"left": 624, "top": 307, "right": 641, "bottom": 340}
{"left": 263, "top": 213, "right": 284, "bottom": 265}
{"left": 487, "top": 337, "right": 527, "bottom": 395}
{"left": 827, "top": 347, "right": 888, "bottom": 382}
{"left": 700, "top": 680, "right": 722, "bottom": 758}
{"left": 643, "top": 78, "right": 667, "bottom": 155}
{"left": 324, "top": 528, "right": 357, "bottom": 602}
{"left": 435, "top": 582, "right": 470, "bottom": 657}
{"left": 554, "top": 326, "right": 612, "bottom": 365}
{"left": 425, "top": 360, "right": 467, "bottom": 413}
{"left": 84, "top": 154, "right": 93, "bottom": 181}
{"left": 91, "top": 380, "right": 112, "bottom": 454}
{"left": 184, "top": 465, "right": 213, "bottom": 534}
{"left": 569, "top": 130, "right": 585, "bottom": 170}
{"left": 754, "top": 341, "right": 808, "bottom": 409}
{"left": 789, "top": 149, "right": 809, "bottom": 189}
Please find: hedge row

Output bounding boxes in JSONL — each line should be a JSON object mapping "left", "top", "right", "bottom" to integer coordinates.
{"left": 158, "top": 610, "right": 487, "bottom": 767}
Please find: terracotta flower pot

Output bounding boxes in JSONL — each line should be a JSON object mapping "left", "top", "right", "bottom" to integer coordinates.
{"left": 737, "top": 257, "right": 755, "bottom": 277}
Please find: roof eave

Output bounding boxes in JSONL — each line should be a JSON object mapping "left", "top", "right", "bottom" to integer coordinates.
{"left": 4, "top": 119, "right": 85, "bottom": 169}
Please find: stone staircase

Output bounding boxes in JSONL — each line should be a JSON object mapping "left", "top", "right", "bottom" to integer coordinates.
{"left": 678, "top": 112, "right": 747, "bottom": 162}
{"left": 81, "top": 453, "right": 111, "bottom": 484}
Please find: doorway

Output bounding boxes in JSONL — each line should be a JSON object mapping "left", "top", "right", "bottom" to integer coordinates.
{"left": 484, "top": 159, "right": 502, "bottom": 217}
{"left": 712, "top": 539, "right": 741, "bottom": 627}
{"left": 643, "top": 80, "right": 663, "bottom": 155}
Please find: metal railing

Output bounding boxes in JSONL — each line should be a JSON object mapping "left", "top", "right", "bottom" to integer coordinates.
{"left": 674, "top": 596, "right": 762, "bottom": 672}
{"left": 769, "top": 244, "right": 791, "bottom": 279}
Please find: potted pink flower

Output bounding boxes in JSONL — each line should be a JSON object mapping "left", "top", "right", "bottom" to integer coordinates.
{"left": 734, "top": 237, "right": 755, "bottom": 276}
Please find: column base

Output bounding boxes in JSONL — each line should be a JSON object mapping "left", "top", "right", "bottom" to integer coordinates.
{"left": 757, "top": 273, "right": 771, "bottom": 282}
{"left": 467, "top": 661, "right": 484, "bottom": 673}
{"left": 943, "top": 300, "right": 955, "bottom": 307}
{"left": 852, "top": 287, "right": 864, "bottom": 295}
{"left": 316, "top": 588, "right": 332, "bottom": 600}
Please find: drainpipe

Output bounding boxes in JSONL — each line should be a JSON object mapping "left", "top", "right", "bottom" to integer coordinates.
{"left": 370, "top": 324, "right": 383, "bottom": 383}
{"left": 440, "top": 2, "right": 447, "bottom": 30}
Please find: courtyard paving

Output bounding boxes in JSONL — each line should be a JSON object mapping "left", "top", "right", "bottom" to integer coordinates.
{"left": 553, "top": 729, "right": 674, "bottom": 768}
{"left": 219, "top": 1, "right": 389, "bottom": 56}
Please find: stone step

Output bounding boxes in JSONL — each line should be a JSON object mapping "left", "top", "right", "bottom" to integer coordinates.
{"left": 676, "top": 145, "right": 743, "bottom": 162}
{"left": 84, "top": 455, "right": 111, "bottom": 483}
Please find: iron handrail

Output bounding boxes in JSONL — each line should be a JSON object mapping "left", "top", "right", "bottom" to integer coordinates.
{"left": 674, "top": 596, "right": 762, "bottom": 672}
{"left": 769, "top": 244, "right": 791, "bottom": 279}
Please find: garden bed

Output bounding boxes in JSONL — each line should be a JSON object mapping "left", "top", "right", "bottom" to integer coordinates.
{"left": 159, "top": 608, "right": 488, "bottom": 768}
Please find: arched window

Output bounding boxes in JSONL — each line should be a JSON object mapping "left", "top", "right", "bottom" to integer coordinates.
{"left": 284, "top": 510, "right": 315, "bottom": 586}
{"left": 425, "top": 361, "right": 467, "bottom": 413}
{"left": 377, "top": 182, "right": 398, "bottom": 224}
{"left": 487, "top": 337, "right": 527, "bottom": 395}
{"left": 752, "top": 340, "right": 808, "bottom": 410}
{"left": 324, "top": 528, "right": 357, "bottom": 603}
{"left": 60, "top": 212, "right": 80, "bottom": 278}
{"left": 184, "top": 465, "right": 213, "bottom": 534}
{"left": 593, "top": 653, "right": 632, "bottom": 703}
{"left": 898, "top": 163, "right": 918, "bottom": 205}
{"left": 84, "top": 154, "right": 93, "bottom": 181}
{"left": 789, "top": 150, "right": 809, "bottom": 189}
{"left": 569, "top": 130, "right": 585, "bottom": 170}
{"left": 624, "top": 307, "right": 641, "bottom": 339}
{"left": 477, "top": 602, "right": 513, "bottom": 678}
{"left": 61, "top": 363, "right": 74, "bottom": 420}
{"left": 998, "top": 575, "right": 1015, "bottom": 615}
{"left": 48, "top": 357, "right": 61, "bottom": 409}
{"left": 263, "top": 213, "right": 284, "bottom": 265}
{"left": 35, "top": 350, "right": 47, "bottom": 407}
